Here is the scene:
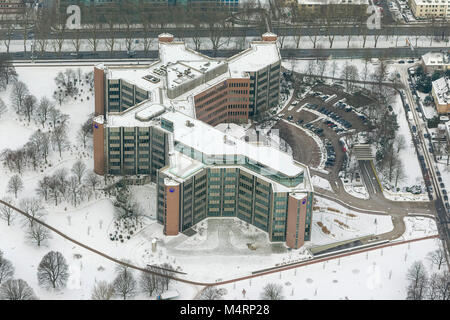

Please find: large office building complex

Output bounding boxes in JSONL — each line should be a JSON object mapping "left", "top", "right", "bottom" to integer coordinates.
{"left": 93, "top": 34, "right": 314, "bottom": 249}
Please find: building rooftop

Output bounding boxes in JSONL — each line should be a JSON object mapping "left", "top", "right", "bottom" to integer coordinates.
{"left": 297, "top": 0, "right": 369, "bottom": 4}
{"left": 105, "top": 101, "right": 166, "bottom": 127}
{"left": 100, "top": 37, "right": 280, "bottom": 119}
{"left": 422, "top": 51, "right": 450, "bottom": 67}
{"left": 160, "top": 110, "right": 308, "bottom": 186}
{"left": 432, "top": 76, "right": 450, "bottom": 105}
{"left": 97, "top": 34, "right": 312, "bottom": 193}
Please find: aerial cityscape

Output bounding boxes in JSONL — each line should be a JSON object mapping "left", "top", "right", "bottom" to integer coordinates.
{"left": 0, "top": 0, "right": 448, "bottom": 304}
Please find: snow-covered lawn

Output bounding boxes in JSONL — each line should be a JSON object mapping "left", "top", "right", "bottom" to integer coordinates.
{"left": 218, "top": 237, "right": 444, "bottom": 300}
{"left": 387, "top": 93, "right": 424, "bottom": 190}
{"left": 310, "top": 197, "right": 393, "bottom": 246}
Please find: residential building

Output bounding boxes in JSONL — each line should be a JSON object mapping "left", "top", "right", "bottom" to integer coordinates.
{"left": 409, "top": 0, "right": 450, "bottom": 19}
{"left": 421, "top": 51, "right": 450, "bottom": 73}
{"left": 0, "top": 0, "right": 25, "bottom": 15}
{"left": 431, "top": 76, "right": 450, "bottom": 114}
{"left": 292, "top": 0, "right": 369, "bottom": 16}
{"left": 93, "top": 34, "right": 314, "bottom": 249}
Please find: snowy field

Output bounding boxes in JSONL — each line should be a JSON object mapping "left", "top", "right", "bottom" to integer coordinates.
{"left": 282, "top": 58, "right": 395, "bottom": 80}
{"left": 310, "top": 197, "right": 393, "bottom": 246}
{"left": 218, "top": 237, "right": 444, "bottom": 300}
{"left": 387, "top": 93, "right": 424, "bottom": 189}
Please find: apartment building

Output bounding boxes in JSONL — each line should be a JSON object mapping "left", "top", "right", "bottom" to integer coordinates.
{"left": 0, "top": 0, "right": 25, "bottom": 15}
{"left": 93, "top": 34, "right": 314, "bottom": 249}
{"left": 292, "top": 0, "right": 369, "bottom": 16}
{"left": 432, "top": 76, "right": 450, "bottom": 114}
{"left": 409, "top": 0, "right": 450, "bottom": 19}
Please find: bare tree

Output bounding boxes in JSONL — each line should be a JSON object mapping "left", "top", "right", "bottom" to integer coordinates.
{"left": 406, "top": 261, "right": 429, "bottom": 300}
{"left": 0, "top": 16, "right": 15, "bottom": 54}
{"left": 67, "top": 176, "right": 82, "bottom": 207}
{"left": 22, "top": 94, "right": 37, "bottom": 123}
{"left": 50, "top": 8, "right": 67, "bottom": 57}
{"left": 35, "top": 10, "right": 52, "bottom": 54}
{"left": 140, "top": 267, "right": 160, "bottom": 297}
{"left": 10, "top": 81, "right": 29, "bottom": 114}
{"left": 0, "top": 197, "right": 16, "bottom": 226}
{"left": 19, "top": 198, "right": 46, "bottom": 229}
{"left": 317, "top": 59, "right": 327, "bottom": 80}
{"left": 84, "top": 171, "right": 101, "bottom": 194}
{"left": 27, "top": 223, "right": 51, "bottom": 247}
{"left": 0, "top": 98, "right": 6, "bottom": 118}
{"left": 0, "top": 55, "right": 17, "bottom": 89}
{"left": 260, "top": 282, "right": 284, "bottom": 300}
{"left": 113, "top": 263, "right": 137, "bottom": 300}
{"left": 7, "top": 175, "right": 23, "bottom": 199}
{"left": 86, "top": 8, "right": 101, "bottom": 54}
{"left": 52, "top": 124, "right": 69, "bottom": 157}
{"left": 427, "top": 271, "right": 449, "bottom": 300}
{"left": 37, "top": 251, "right": 69, "bottom": 290}
{"left": 69, "top": 161, "right": 86, "bottom": 185}
{"left": 0, "top": 250, "right": 14, "bottom": 284}
{"left": 71, "top": 28, "right": 83, "bottom": 55}
{"left": 427, "top": 244, "right": 446, "bottom": 270}
{"left": 77, "top": 120, "right": 92, "bottom": 149}
{"left": 198, "top": 286, "right": 225, "bottom": 300}
{"left": 47, "top": 175, "right": 62, "bottom": 206}
{"left": 154, "top": 263, "right": 174, "bottom": 292}
{"left": 0, "top": 279, "right": 36, "bottom": 300}
{"left": 91, "top": 280, "right": 115, "bottom": 300}
{"left": 30, "top": 131, "right": 50, "bottom": 163}
{"left": 104, "top": 12, "right": 118, "bottom": 56}
{"left": 35, "top": 97, "right": 52, "bottom": 128}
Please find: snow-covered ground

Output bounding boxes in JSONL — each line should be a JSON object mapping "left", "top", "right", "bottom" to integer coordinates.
{"left": 310, "top": 197, "right": 393, "bottom": 246}
{"left": 282, "top": 58, "right": 395, "bottom": 80}
{"left": 386, "top": 93, "right": 424, "bottom": 190}
{"left": 218, "top": 237, "right": 444, "bottom": 300}
{"left": 311, "top": 175, "right": 333, "bottom": 192}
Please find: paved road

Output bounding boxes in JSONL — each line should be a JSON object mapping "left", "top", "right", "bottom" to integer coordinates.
{"left": 7, "top": 46, "right": 450, "bottom": 62}
{"left": 397, "top": 66, "right": 450, "bottom": 251}
{"left": 4, "top": 23, "right": 449, "bottom": 40}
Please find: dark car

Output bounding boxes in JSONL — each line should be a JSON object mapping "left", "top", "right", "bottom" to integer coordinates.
{"left": 399, "top": 60, "right": 405, "bottom": 64}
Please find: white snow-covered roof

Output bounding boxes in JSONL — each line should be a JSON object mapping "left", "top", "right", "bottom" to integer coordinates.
{"left": 432, "top": 77, "right": 450, "bottom": 105}
{"left": 422, "top": 51, "right": 450, "bottom": 67}
{"left": 107, "top": 101, "right": 165, "bottom": 127}
{"left": 228, "top": 42, "right": 280, "bottom": 76}
{"left": 161, "top": 110, "right": 304, "bottom": 178}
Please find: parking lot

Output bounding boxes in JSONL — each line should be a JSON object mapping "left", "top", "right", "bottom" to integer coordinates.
{"left": 276, "top": 84, "right": 376, "bottom": 172}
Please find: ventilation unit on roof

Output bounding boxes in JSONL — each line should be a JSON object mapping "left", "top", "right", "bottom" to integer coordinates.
{"left": 185, "top": 120, "right": 194, "bottom": 127}
{"left": 204, "top": 62, "right": 210, "bottom": 66}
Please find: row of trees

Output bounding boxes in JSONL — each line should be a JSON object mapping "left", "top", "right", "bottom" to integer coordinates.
{"left": 0, "top": 2, "right": 248, "bottom": 57}
{"left": 2, "top": 122, "right": 69, "bottom": 176}
{"left": 91, "top": 262, "right": 176, "bottom": 300}
{"left": 35, "top": 163, "right": 101, "bottom": 207}
{"left": 406, "top": 260, "right": 449, "bottom": 300}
